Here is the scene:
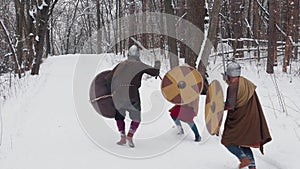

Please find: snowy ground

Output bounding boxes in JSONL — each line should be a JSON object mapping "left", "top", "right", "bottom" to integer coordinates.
{"left": 0, "top": 54, "right": 299, "bottom": 169}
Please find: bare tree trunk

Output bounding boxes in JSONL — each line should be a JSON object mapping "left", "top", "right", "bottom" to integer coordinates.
{"left": 198, "top": 0, "right": 222, "bottom": 94}
{"left": 65, "top": 0, "right": 79, "bottom": 54}
{"left": 243, "top": 0, "right": 250, "bottom": 53}
{"left": 46, "top": 26, "right": 51, "bottom": 58}
{"left": 281, "top": 0, "right": 288, "bottom": 36}
{"left": 148, "top": 0, "right": 157, "bottom": 49}
{"left": 283, "top": 0, "right": 294, "bottom": 73}
{"left": 141, "top": 0, "right": 148, "bottom": 48}
{"left": 165, "top": 0, "right": 178, "bottom": 68}
{"left": 253, "top": 0, "right": 260, "bottom": 60}
{"left": 107, "top": 0, "right": 118, "bottom": 54}
{"left": 31, "top": 0, "right": 58, "bottom": 75}
{"left": 14, "top": 0, "right": 25, "bottom": 74}
{"left": 267, "top": 1, "right": 276, "bottom": 74}
{"left": 128, "top": 0, "right": 137, "bottom": 47}
{"left": 231, "top": 0, "right": 244, "bottom": 58}
{"left": 159, "top": 0, "right": 165, "bottom": 56}
{"left": 178, "top": 0, "right": 187, "bottom": 58}
{"left": 293, "top": 0, "right": 299, "bottom": 59}
{"left": 118, "top": 0, "right": 123, "bottom": 55}
{"left": 49, "top": 18, "right": 55, "bottom": 56}
{"left": 86, "top": 0, "right": 93, "bottom": 54}
{"left": 0, "top": 20, "right": 21, "bottom": 78}
{"left": 186, "top": 0, "right": 205, "bottom": 68}
{"left": 115, "top": 0, "right": 119, "bottom": 54}
{"left": 198, "top": 0, "right": 222, "bottom": 69}
{"left": 100, "top": 3, "right": 108, "bottom": 52}
{"left": 96, "top": 0, "right": 102, "bottom": 54}
{"left": 274, "top": 0, "right": 279, "bottom": 65}
{"left": 103, "top": 1, "right": 112, "bottom": 51}
{"left": 25, "top": 0, "right": 36, "bottom": 70}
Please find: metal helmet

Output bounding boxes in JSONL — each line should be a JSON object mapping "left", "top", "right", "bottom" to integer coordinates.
{"left": 226, "top": 62, "right": 241, "bottom": 77}
{"left": 127, "top": 45, "right": 140, "bottom": 61}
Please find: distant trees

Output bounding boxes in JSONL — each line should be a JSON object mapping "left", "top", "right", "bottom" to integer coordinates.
{"left": 218, "top": 0, "right": 299, "bottom": 75}
{"left": 0, "top": 0, "right": 300, "bottom": 80}
{"left": 0, "top": 0, "right": 58, "bottom": 76}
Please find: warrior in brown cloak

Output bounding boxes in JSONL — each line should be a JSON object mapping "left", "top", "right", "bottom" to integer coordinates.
{"left": 221, "top": 62, "right": 272, "bottom": 169}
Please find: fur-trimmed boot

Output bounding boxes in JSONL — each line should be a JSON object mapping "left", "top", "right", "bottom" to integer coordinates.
{"left": 239, "top": 157, "right": 251, "bottom": 168}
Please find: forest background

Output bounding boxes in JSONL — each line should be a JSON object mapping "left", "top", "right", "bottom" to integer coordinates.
{"left": 0, "top": 0, "right": 299, "bottom": 101}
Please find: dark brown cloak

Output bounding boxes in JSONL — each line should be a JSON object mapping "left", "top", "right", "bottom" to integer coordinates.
{"left": 221, "top": 77, "right": 272, "bottom": 154}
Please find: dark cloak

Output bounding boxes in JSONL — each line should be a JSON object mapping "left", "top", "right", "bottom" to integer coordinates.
{"left": 221, "top": 77, "right": 272, "bottom": 154}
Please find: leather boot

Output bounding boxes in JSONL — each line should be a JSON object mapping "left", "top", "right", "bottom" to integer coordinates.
{"left": 116, "top": 133, "right": 126, "bottom": 145}
{"left": 194, "top": 136, "right": 201, "bottom": 142}
{"left": 177, "top": 126, "right": 184, "bottom": 135}
{"left": 239, "top": 157, "right": 251, "bottom": 168}
{"left": 127, "top": 136, "right": 135, "bottom": 148}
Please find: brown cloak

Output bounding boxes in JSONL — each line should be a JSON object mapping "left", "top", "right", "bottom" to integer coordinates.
{"left": 221, "top": 77, "right": 272, "bottom": 154}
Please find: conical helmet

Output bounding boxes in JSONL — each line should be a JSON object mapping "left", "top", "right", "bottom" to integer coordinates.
{"left": 226, "top": 62, "right": 241, "bottom": 77}
{"left": 127, "top": 45, "right": 140, "bottom": 61}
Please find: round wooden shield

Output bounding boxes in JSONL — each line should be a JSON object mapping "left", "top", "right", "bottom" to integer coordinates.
{"left": 161, "top": 65, "right": 203, "bottom": 105}
{"left": 205, "top": 80, "right": 224, "bottom": 135}
{"left": 89, "top": 70, "right": 117, "bottom": 118}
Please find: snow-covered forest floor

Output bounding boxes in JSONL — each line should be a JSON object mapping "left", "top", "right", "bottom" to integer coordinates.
{"left": 0, "top": 53, "right": 300, "bottom": 169}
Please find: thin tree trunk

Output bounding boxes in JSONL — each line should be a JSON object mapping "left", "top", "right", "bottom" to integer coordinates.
{"left": 283, "top": 0, "right": 293, "bottom": 73}
{"left": 118, "top": 0, "right": 123, "bottom": 55}
{"left": 178, "top": 0, "right": 187, "bottom": 58}
{"left": 46, "top": 26, "right": 50, "bottom": 58}
{"left": 96, "top": 0, "right": 102, "bottom": 54}
{"left": 231, "top": 0, "right": 244, "bottom": 58}
{"left": 50, "top": 18, "right": 55, "bottom": 55}
{"left": 25, "top": 0, "right": 37, "bottom": 70}
{"left": 267, "top": 1, "right": 276, "bottom": 74}
{"left": 165, "top": 0, "right": 178, "bottom": 68}
{"left": 100, "top": 3, "right": 108, "bottom": 52}
{"left": 65, "top": 0, "right": 79, "bottom": 54}
{"left": 128, "top": 0, "right": 137, "bottom": 47}
{"left": 159, "top": 0, "right": 165, "bottom": 56}
{"left": 185, "top": 0, "right": 205, "bottom": 67}
{"left": 274, "top": 0, "right": 279, "bottom": 65}
{"left": 115, "top": 0, "right": 119, "bottom": 54}
{"left": 14, "top": 0, "right": 25, "bottom": 73}
{"left": 198, "top": 0, "right": 222, "bottom": 94}
{"left": 86, "top": 0, "right": 93, "bottom": 54}
{"left": 0, "top": 20, "right": 21, "bottom": 78}
{"left": 142, "top": 0, "right": 148, "bottom": 48}
{"left": 293, "top": 0, "right": 299, "bottom": 59}
{"left": 253, "top": 0, "right": 260, "bottom": 60}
